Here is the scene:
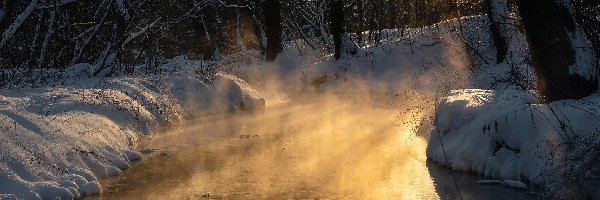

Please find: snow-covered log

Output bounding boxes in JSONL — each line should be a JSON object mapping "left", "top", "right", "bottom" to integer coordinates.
{"left": 121, "top": 18, "right": 160, "bottom": 48}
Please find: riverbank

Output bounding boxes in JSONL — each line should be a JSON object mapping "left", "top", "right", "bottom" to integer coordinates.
{"left": 0, "top": 62, "right": 264, "bottom": 199}
{"left": 427, "top": 88, "right": 600, "bottom": 197}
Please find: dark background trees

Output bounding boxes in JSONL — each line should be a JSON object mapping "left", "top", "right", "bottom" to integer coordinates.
{"left": 0, "top": 0, "right": 598, "bottom": 102}
{"left": 0, "top": 0, "right": 486, "bottom": 78}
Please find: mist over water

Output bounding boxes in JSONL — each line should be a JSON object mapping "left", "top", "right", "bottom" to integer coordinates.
{"left": 94, "top": 71, "right": 536, "bottom": 199}
{"left": 98, "top": 92, "right": 442, "bottom": 199}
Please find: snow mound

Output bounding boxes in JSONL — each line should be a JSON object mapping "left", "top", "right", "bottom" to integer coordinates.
{"left": 427, "top": 89, "right": 600, "bottom": 187}
{"left": 216, "top": 73, "right": 265, "bottom": 112}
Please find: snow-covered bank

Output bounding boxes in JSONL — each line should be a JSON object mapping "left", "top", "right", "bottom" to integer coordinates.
{"left": 0, "top": 62, "right": 263, "bottom": 199}
{"left": 427, "top": 89, "right": 600, "bottom": 193}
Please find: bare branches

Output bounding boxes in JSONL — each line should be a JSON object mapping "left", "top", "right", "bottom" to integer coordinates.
{"left": 0, "top": 0, "right": 37, "bottom": 47}
{"left": 69, "top": 1, "right": 112, "bottom": 66}
{"left": 0, "top": 0, "right": 510, "bottom": 78}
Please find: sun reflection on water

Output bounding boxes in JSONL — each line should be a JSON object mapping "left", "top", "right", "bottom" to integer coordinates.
{"left": 100, "top": 93, "right": 441, "bottom": 200}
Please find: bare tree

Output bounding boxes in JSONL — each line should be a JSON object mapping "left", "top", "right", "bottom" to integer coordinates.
{"left": 330, "top": 0, "right": 344, "bottom": 60}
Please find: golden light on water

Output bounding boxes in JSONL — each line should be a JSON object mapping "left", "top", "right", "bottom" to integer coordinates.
{"left": 99, "top": 93, "right": 442, "bottom": 199}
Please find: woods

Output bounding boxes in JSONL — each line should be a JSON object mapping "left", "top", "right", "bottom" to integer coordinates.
{"left": 0, "top": 0, "right": 597, "bottom": 102}
{"left": 0, "top": 0, "right": 484, "bottom": 78}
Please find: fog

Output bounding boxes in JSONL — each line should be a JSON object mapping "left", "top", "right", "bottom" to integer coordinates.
{"left": 98, "top": 90, "right": 443, "bottom": 199}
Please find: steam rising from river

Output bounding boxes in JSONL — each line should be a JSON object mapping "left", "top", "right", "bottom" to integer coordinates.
{"left": 101, "top": 89, "right": 447, "bottom": 199}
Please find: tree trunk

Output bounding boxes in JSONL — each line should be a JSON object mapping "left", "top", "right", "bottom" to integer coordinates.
{"left": 516, "top": 0, "right": 598, "bottom": 102}
{"left": 485, "top": 0, "right": 509, "bottom": 64}
{"left": 263, "top": 0, "right": 282, "bottom": 62}
{"left": 356, "top": 0, "right": 363, "bottom": 44}
{"left": 330, "top": 0, "right": 344, "bottom": 60}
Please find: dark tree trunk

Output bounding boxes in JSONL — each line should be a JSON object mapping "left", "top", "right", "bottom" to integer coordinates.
{"left": 356, "top": 0, "right": 363, "bottom": 44}
{"left": 516, "top": 0, "right": 598, "bottom": 102}
{"left": 263, "top": 0, "right": 282, "bottom": 62}
{"left": 330, "top": 0, "right": 344, "bottom": 60}
{"left": 485, "top": 0, "right": 509, "bottom": 64}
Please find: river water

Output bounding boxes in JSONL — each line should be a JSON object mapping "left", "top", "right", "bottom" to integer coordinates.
{"left": 95, "top": 94, "right": 536, "bottom": 200}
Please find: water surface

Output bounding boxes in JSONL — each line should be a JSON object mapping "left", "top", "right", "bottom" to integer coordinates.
{"left": 97, "top": 96, "right": 535, "bottom": 199}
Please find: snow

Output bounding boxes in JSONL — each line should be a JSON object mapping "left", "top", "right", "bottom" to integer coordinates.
{"left": 427, "top": 88, "right": 600, "bottom": 189}
{"left": 423, "top": 7, "right": 599, "bottom": 195}
{"left": 478, "top": 179, "right": 527, "bottom": 189}
{"left": 556, "top": 0, "right": 599, "bottom": 81}
{"left": 0, "top": 9, "right": 597, "bottom": 197}
{"left": 569, "top": 24, "right": 598, "bottom": 81}
{"left": 224, "top": 18, "right": 491, "bottom": 101}
{"left": 0, "top": 59, "right": 263, "bottom": 198}
{"left": 115, "top": 0, "right": 130, "bottom": 20}
{"left": 502, "top": 180, "right": 528, "bottom": 189}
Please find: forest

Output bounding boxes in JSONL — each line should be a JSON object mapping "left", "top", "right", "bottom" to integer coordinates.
{"left": 0, "top": 0, "right": 598, "bottom": 99}
{"left": 0, "top": 1, "right": 521, "bottom": 76}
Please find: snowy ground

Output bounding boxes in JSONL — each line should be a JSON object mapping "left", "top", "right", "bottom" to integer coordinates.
{"left": 221, "top": 18, "right": 486, "bottom": 103}
{"left": 0, "top": 62, "right": 263, "bottom": 199}
{"left": 427, "top": 89, "right": 600, "bottom": 194}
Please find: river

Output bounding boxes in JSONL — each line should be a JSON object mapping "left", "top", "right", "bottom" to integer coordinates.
{"left": 92, "top": 94, "right": 536, "bottom": 199}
